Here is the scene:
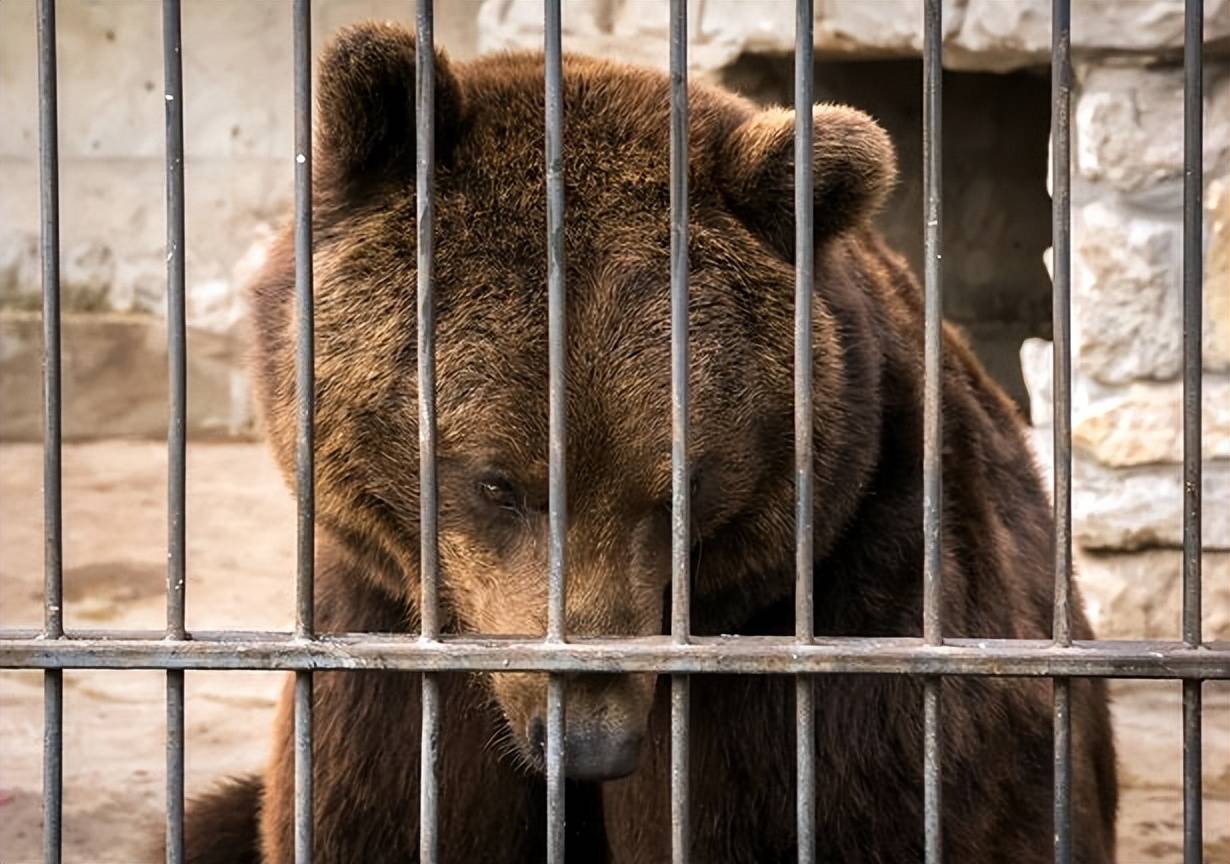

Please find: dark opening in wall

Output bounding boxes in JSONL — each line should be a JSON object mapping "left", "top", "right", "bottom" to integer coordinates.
{"left": 722, "top": 57, "right": 1053, "bottom": 415}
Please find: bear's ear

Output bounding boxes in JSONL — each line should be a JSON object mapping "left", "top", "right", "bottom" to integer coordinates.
{"left": 717, "top": 104, "right": 896, "bottom": 255}
{"left": 316, "top": 22, "right": 464, "bottom": 190}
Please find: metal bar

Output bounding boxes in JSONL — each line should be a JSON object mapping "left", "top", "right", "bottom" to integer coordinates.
{"left": 1050, "top": 1, "right": 1074, "bottom": 861}
{"left": 3, "top": 634, "right": 1230, "bottom": 677}
{"left": 1182, "top": 0, "right": 1204, "bottom": 660}
{"left": 921, "top": 0, "right": 944, "bottom": 653}
{"left": 415, "top": 2, "right": 441, "bottom": 863}
{"left": 544, "top": 0, "right": 567, "bottom": 649}
{"left": 292, "top": 2, "right": 314, "bottom": 862}
{"left": 544, "top": 1, "right": 567, "bottom": 860}
{"left": 165, "top": 671, "right": 185, "bottom": 864}
{"left": 546, "top": 673, "right": 566, "bottom": 864}
{"left": 419, "top": 673, "right": 440, "bottom": 863}
{"left": 163, "top": 0, "right": 187, "bottom": 644}
{"left": 923, "top": 679, "right": 942, "bottom": 862}
{"left": 1183, "top": 681, "right": 1203, "bottom": 863}
{"left": 42, "top": 671, "right": 62, "bottom": 864}
{"left": 36, "top": 2, "right": 63, "bottom": 861}
{"left": 1182, "top": 2, "right": 1205, "bottom": 860}
{"left": 921, "top": 1, "right": 944, "bottom": 860}
{"left": 793, "top": 0, "right": 816, "bottom": 860}
{"left": 417, "top": 0, "right": 440, "bottom": 647}
{"left": 1053, "top": 677, "right": 1071, "bottom": 863}
{"left": 294, "top": 670, "right": 313, "bottom": 863}
{"left": 161, "top": 3, "right": 187, "bottom": 861}
{"left": 668, "top": 0, "right": 691, "bottom": 860}
{"left": 1051, "top": 0, "right": 1073, "bottom": 652}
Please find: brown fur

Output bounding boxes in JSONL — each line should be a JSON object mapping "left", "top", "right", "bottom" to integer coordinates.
{"left": 182, "top": 21, "right": 1117, "bottom": 863}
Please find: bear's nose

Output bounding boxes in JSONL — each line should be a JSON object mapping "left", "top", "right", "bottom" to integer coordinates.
{"left": 565, "top": 723, "right": 643, "bottom": 780}
{"left": 526, "top": 716, "right": 644, "bottom": 781}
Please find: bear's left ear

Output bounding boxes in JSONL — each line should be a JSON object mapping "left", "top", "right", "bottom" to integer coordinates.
{"left": 717, "top": 104, "right": 897, "bottom": 256}
{"left": 316, "top": 21, "right": 465, "bottom": 191}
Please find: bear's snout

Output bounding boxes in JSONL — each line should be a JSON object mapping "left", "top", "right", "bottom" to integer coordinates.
{"left": 527, "top": 712, "right": 644, "bottom": 781}
{"left": 497, "top": 671, "right": 655, "bottom": 781}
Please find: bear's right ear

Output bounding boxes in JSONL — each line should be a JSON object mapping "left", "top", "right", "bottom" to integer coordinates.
{"left": 317, "top": 22, "right": 464, "bottom": 190}
{"left": 717, "top": 104, "right": 896, "bottom": 256}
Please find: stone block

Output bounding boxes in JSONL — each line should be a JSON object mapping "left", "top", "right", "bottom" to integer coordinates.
{"left": 1207, "top": 178, "right": 1230, "bottom": 370}
{"left": 1076, "top": 547, "right": 1230, "bottom": 640}
{"left": 1073, "top": 454, "right": 1230, "bottom": 550}
{"left": 1073, "top": 202, "right": 1182, "bottom": 384}
{"left": 1075, "top": 65, "right": 1230, "bottom": 197}
{"left": 1073, "top": 379, "right": 1230, "bottom": 467}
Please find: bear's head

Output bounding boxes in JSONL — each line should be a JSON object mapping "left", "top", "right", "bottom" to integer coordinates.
{"left": 251, "top": 22, "right": 896, "bottom": 781}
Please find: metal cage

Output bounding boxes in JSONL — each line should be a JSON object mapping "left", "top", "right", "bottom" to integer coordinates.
{"left": 0, "top": 1, "right": 1223, "bottom": 863}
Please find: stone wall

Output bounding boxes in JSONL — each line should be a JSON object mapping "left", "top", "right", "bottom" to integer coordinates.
{"left": 1021, "top": 56, "right": 1230, "bottom": 641}
{"left": 0, "top": 0, "right": 484, "bottom": 439}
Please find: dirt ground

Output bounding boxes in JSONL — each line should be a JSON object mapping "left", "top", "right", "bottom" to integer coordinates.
{"left": 0, "top": 441, "right": 1227, "bottom": 863}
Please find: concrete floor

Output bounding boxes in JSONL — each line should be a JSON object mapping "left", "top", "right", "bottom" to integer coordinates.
{"left": 0, "top": 442, "right": 1227, "bottom": 862}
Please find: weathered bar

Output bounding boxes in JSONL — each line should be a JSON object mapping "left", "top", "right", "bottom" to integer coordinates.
{"left": 292, "top": 1, "right": 314, "bottom": 861}
{"left": 793, "top": 0, "right": 816, "bottom": 860}
{"left": 544, "top": 0, "right": 567, "bottom": 860}
{"left": 161, "top": 1, "right": 187, "bottom": 860}
{"left": 1182, "top": 1, "right": 1204, "bottom": 860}
{"left": 921, "top": 0, "right": 944, "bottom": 859}
{"left": 3, "top": 633, "right": 1229, "bottom": 677}
{"left": 36, "top": 1, "right": 64, "bottom": 862}
{"left": 668, "top": 0, "right": 691, "bottom": 860}
{"left": 415, "top": 1, "right": 442, "bottom": 861}
{"left": 1050, "top": 0, "right": 1074, "bottom": 860}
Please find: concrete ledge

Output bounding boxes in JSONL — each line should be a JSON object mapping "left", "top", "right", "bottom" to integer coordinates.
{"left": 0, "top": 311, "right": 254, "bottom": 441}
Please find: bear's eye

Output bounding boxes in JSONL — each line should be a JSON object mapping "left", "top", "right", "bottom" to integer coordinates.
{"left": 476, "top": 476, "right": 522, "bottom": 512}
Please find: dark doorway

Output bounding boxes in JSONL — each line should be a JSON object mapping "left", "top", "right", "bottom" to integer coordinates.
{"left": 722, "top": 57, "right": 1053, "bottom": 414}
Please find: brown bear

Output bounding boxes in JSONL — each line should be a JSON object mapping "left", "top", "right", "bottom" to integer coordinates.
{"left": 181, "top": 20, "right": 1117, "bottom": 864}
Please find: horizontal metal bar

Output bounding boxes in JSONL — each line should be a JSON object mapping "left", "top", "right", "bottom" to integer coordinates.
{"left": 1, "top": 633, "right": 1227, "bottom": 678}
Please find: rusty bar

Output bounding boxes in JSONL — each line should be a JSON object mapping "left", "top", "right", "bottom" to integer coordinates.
{"left": 293, "top": 669, "right": 313, "bottom": 862}
{"left": 1050, "top": 0, "right": 1074, "bottom": 860}
{"left": 292, "top": 1, "right": 314, "bottom": 861}
{"left": 415, "top": 1, "right": 441, "bottom": 862}
{"left": 921, "top": 0, "right": 944, "bottom": 652}
{"left": 2, "top": 633, "right": 1230, "bottom": 677}
{"left": 161, "top": 2, "right": 187, "bottom": 861}
{"left": 545, "top": 0, "right": 567, "bottom": 649}
{"left": 1182, "top": 1, "right": 1205, "bottom": 860}
{"left": 669, "top": 0, "right": 691, "bottom": 859}
{"left": 417, "top": 0, "right": 440, "bottom": 645}
{"left": 544, "top": 0, "right": 567, "bottom": 859}
{"left": 793, "top": 0, "right": 816, "bottom": 860}
{"left": 1051, "top": 0, "right": 1073, "bottom": 651}
{"left": 36, "top": 2, "right": 63, "bottom": 861}
{"left": 163, "top": 0, "right": 187, "bottom": 643}
{"left": 921, "top": 0, "right": 944, "bottom": 859}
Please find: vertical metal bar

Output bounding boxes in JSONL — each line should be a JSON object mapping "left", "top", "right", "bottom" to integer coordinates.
{"left": 1182, "top": 2, "right": 1204, "bottom": 860}
{"left": 1051, "top": 4, "right": 1073, "bottom": 653}
{"left": 36, "top": 3, "right": 63, "bottom": 862}
{"left": 415, "top": 2, "right": 441, "bottom": 863}
{"left": 668, "top": 0, "right": 690, "bottom": 861}
{"left": 921, "top": 1, "right": 944, "bottom": 654}
{"left": 544, "top": 0, "right": 567, "bottom": 861}
{"left": 793, "top": 3, "right": 816, "bottom": 863}
{"left": 292, "top": 1, "right": 314, "bottom": 862}
{"left": 293, "top": 671, "right": 313, "bottom": 863}
{"left": 1050, "top": 1, "right": 1074, "bottom": 861}
{"left": 921, "top": 0, "right": 944, "bottom": 861}
{"left": 417, "top": 0, "right": 440, "bottom": 648}
{"left": 161, "top": 2, "right": 187, "bottom": 861}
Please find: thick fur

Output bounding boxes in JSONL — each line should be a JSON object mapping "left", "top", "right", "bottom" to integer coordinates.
{"left": 183, "top": 22, "right": 1117, "bottom": 864}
